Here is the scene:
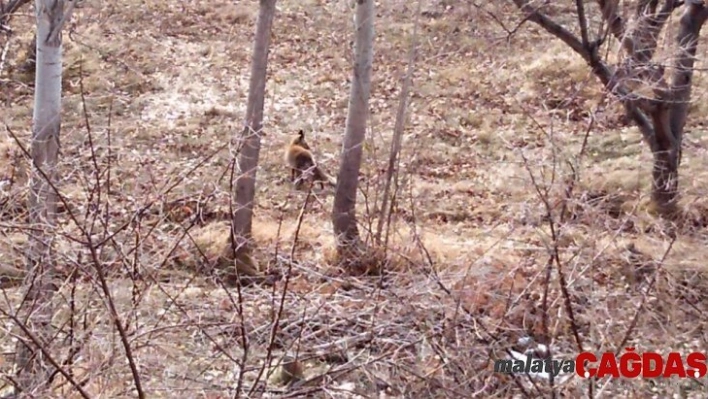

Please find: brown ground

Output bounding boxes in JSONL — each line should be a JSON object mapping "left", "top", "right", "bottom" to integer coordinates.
{"left": 1, "top": 0, "right": 707, "bottom": 398}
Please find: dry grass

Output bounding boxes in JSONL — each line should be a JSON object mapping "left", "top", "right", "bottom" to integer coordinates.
{"left": 1, "top": 0, "right": 708, "bottom": 398}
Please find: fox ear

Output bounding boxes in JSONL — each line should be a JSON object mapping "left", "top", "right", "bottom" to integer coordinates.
{"left": 298, "top": 129, "right": 305, "bottom": 138}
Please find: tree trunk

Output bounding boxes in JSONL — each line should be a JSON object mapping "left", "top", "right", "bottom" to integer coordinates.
{"left": 332, "top": 0, "right": 374, "bottom": 260}
{"left": 649, "top": 104, "right": 680, "bottom": 214}
{"left": 649, "top": 2, "right": 708, "bottom": 215}
{"left": 650, "top": 149, "right": 679, "bottom": 213}
{"left": 15, "top": 0, "right": 67, "bottom": 393}
{"left": 230, "top": 0, "right": 276, "bottom": 282}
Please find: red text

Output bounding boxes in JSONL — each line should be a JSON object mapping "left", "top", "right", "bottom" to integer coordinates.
{"left": 576, "top": 348, "right": 707, "bottom": 379}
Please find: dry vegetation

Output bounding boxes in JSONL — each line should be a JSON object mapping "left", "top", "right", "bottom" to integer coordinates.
{"left": 1, "top": 0, "right": 707, "bottom": 397}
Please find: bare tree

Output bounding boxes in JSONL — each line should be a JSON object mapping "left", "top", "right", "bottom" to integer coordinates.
{"left": 229, "top": 0, "right": 277, "bottom": 283}
{"left": 331, "top": 0, "right": 375, "bottom": 264}
{"left": 375, "top": 1, "right": 422, "bottom": 248}
{"left": 511, "top": 0, "right": 708, "bottom": 216}
{"left": 14, "top": 0, "right": 74, "bottom": 394}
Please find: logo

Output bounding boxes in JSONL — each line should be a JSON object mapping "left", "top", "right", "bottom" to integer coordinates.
{"left": 494, "top": 354, "right": 575, "bottom": 378}
{"left": 576, "top": 348, "right": 707, "bottom": 379}
{"left": 494, "top": 348, "right": 707, "bottom": 379}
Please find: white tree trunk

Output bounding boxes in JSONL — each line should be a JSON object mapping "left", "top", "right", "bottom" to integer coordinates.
{"left": 230, "top": 0, "right": 277, "bottom": 283}
{"left": 15, "top": 0, "right": 68, "bottom": 393}
{"left": 331, "top": 0, "right": 374, "bottom": 256}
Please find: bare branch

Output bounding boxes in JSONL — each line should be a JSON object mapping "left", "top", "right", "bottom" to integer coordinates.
{"left": 376, "top": 0, "right": 421, "bottom": 247}
{"left": 596, "top": 0, "right": 627, "bottom": 48}
{"left": 632, "top": 0, "right": 681, "bottom": 63}
{"left": 576, "top": 0, "right": 590, "bottom": 46}
{"left": 597, "top": 0, "right": 682, "bottom": 63}
{"left": 637, "top": 0, "right": 660, "bottom": 17}
{"left": 0, "top": 0, "right": 30, "bottom": 29}
{"left": 511, "top": 0, "right": 589, "bottom": 60}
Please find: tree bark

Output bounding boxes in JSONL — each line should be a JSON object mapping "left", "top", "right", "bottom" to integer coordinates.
{"left": 15, "top": 0, "right": 68, "bottom": 394}
{"left": 648, "top": 1, "right": 708, "bottom": 213}
{"left": 332, "top": 0, "right": 375, "bottom": 260}
{"left": 230, "top": 0, "right": 276, "bottom": 282}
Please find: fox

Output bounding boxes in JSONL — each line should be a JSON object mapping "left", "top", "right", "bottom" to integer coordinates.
{"left": 284, "top": 129, "right": 336, "bottom": 190}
